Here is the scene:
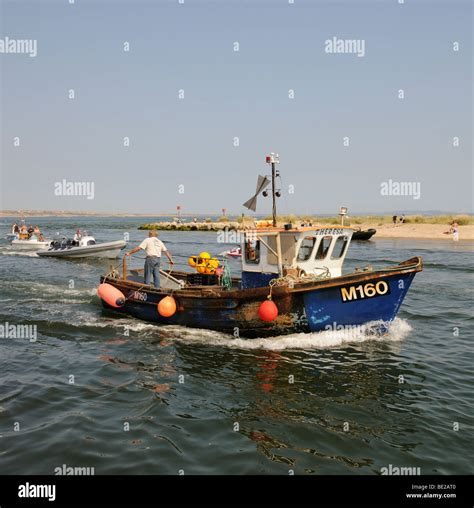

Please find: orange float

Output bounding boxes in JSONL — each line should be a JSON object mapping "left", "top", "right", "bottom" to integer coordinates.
{"left": 97, "top": 283, "right": 125, "bottom": 308}
{"left": 258, "top": 299, "right": 278, "bottom": 322}
{"left": 157, "top": 296, "right": 177, "bottom": 317}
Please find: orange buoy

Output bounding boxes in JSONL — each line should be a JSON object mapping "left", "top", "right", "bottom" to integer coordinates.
{"left": 97, "top": 283, "right": 125, "bottom": 308}
{"left": 158, "top": 296, "right": 177, "bottom": 317}
{"left": 258, "top": 299, "right": 278, "bottom": 322}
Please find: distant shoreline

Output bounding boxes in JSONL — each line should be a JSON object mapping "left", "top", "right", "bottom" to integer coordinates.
{"left": 2, "top": 211, "right": 473, "bottom": 240}
{"left": 0, "top": 211, "right": 199, "bottom": 218}
{"left": 1, "top": 210, "right": 472, "bottom": 219}
{"left": 137, "top": 220, "right": 474, "bottom": 241}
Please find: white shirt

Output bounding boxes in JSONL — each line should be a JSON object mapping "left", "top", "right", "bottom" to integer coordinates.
{"left": 139, "top": 237, "right": 167, "bottom": 257}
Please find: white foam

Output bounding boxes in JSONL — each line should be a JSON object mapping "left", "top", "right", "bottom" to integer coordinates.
{"left": 66, "top": 315, "right": 161, "bottom": 331}
{"left": 157, "top": 318, "right": 412, "bottom": 351}
{"left": 59, "top": 315, "right": 411, "bottom": 349}
{"left": 0, "top": 249, "right": 39, "bottom": 258}
{"left": 0, "top": 281, "right": 97, "bottom": 297}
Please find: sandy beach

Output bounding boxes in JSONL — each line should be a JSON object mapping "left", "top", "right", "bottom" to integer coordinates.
{"left": 352, "top": 223, "right": 474, "bottom": 241}
{"left": 138, "top": 220, "right": 474, "bottom": 241}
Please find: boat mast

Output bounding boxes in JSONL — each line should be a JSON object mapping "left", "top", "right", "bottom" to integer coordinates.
{"left": 271, "top": 162, "right": 277, "bottom": 227}
{"left": 266, "top": 153, "right": 280, "bottom": 227}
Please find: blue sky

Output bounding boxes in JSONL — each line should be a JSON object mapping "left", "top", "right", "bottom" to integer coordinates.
{"left": 0, "top": 0, "right": 472, "bottom": 215}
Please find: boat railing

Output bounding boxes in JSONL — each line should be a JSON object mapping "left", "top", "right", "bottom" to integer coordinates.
{"left": 122, "top": 255, "right": 127, "bottom": 280}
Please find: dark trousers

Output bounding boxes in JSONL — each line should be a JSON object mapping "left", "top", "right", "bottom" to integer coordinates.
{"left": 144, "top": 256, "right": 161, "bottom": 287}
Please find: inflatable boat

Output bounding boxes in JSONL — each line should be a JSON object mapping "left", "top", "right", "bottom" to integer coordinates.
{"left": 37, "top": 234, "right": 126, "bottom": 259}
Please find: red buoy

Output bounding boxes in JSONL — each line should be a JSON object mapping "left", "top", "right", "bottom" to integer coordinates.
{"left": 97, "top": 283, "right": 125, "bottom": 308}
{"left": 158, "top": 296, "right": 177, "bottom": 317}
{"left": 258, "top": 299, "right": 278, "bottom": 322}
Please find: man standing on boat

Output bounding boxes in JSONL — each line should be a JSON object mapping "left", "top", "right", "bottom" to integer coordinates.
{"left": 125, "top": 230, "right": 174, "bottom": 288}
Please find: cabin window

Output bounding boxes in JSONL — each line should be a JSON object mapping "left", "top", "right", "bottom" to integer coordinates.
{"left": 267, "top": 234, "right": 297, "bottom": 265}
{"left": 245, "top": 239, "right": 260, "bottom": 264}
{"left": 315, "top": 236, "right": 332, "bottom": 260}
{"left": 298, "top": 236, "right": 316, "bottom": 261}
{"left": 331, "top": 235, "right": 349, "bottom": 260}
{"left": 266, "top": 236, "right": 278, "bottom": 265}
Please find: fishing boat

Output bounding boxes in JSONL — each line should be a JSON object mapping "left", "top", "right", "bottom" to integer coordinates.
{"left": 352, "top": 228, "right": 377, "bottom": 241}
{"left": 97, "top": 154, "right": 422, "bottom": 338}
{"left": 37, "top": 233, "right": 126, "bottom": 259}
{"left": 337, "top": 208, "right": 376, "bottom": 241}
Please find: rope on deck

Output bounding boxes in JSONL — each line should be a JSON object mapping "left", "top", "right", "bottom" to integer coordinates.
{"left": 267, "top": 267, "right": 331, "bottom": 298}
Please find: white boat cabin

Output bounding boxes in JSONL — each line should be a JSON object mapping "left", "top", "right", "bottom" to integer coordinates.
{"left": 240, "top": 226, "right": 354, "bottom": 289}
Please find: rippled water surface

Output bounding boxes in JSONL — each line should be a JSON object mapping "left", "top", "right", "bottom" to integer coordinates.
{"left": 0, "top": 217, "right": 472, "bottom": 474}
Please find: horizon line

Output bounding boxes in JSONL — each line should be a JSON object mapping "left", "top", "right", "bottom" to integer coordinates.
{"left": 1, "top": 210, "right": 472, "bottom": 217}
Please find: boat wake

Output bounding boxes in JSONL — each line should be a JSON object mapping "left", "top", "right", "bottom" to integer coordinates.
{"left": 0, "top": 280, "right": 97, "bottom": 297}
{"left": 0, "top": 248, "right": 39, "bottom": 257}
{"left": 156, "top": 318, "right": 412, "bottom": 351}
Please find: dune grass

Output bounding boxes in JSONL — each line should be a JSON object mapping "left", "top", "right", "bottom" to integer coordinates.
{"left": 263, "top": 214, "right": 473, "bottom": 226}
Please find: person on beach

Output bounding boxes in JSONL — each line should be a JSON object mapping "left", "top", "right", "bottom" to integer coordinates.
{"left": 450, "top": 222, "right": 459, "bottom": 242}
{"left": 392, "top": 215, "right": 397, "bottom": 225}
{"left": 399, "top": 215, "right": 405, "bottom": 224}
{"left": 125, "top": 230, "right": 174, "bottom": 288}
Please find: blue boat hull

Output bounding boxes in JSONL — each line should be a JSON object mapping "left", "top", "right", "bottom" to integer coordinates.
{"left": 303, "top": 272, "right": 416, "bottom": 332}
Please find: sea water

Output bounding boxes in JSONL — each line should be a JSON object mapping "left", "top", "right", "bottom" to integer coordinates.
{"left": 0, "top": 217, "right": 472, "bottom": 474}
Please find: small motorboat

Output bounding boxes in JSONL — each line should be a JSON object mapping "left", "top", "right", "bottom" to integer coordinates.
{"left": 352, "top": 228, "right": 376, "bottom": 241}
{"left": 9, "top": 220, "right": 49, "bottom": 249}
{"left": 11, "top": 237, "right": 51, "bottom": 250}
{"left": 37, "top": 233, "right": 126, "bottom": 259}
{"left": 220, "top": 247, "right": 242, "bottom": 258}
